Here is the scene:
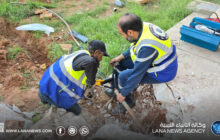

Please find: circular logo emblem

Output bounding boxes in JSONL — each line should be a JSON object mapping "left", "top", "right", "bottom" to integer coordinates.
{"left": 212, "top": 121, "right": 220, "bottom": 135}
{"left": 149, "top": 24, "right": 168, "bottom": 40}
{"left": 68, "top": 126, "right": 77, "bottom": 136}
{"left": 79, "top": 126, "right": 89, "bottom": 136}
{"left": 56, "top": 126, "right": 65, "bottom": 136}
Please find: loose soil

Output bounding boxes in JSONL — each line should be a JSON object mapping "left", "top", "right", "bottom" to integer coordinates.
{"left": 79, "top": 85, "right": 167, "bottom": 135}
{"left": 0, "top": 17, "right": 52, "bottom": 111}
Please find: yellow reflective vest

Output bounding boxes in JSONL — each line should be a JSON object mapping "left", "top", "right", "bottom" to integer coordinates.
{"left": 130, "top": 22, "right": 173, "bottom": 64}
{"left": 129, "top": 22, "right": 177, "bottom": 80}
{"left": 39, "top": 50, "right": 90, "bottom": 109}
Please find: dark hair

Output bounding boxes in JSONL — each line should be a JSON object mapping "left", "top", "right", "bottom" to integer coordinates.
{"left": 118, "top": 13, "right": 143, "bottom": 34}
{"left": 88, "top": 40, "right": 109, "bottom": 56}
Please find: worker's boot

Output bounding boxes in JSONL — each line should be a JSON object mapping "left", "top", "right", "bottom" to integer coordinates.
{"left": 66, "top": 103, "right": 81, "bottom": 115}
{"left": 104, "top": 88, "right": 116, "bottom": 98}
{"left": 112, "top": 95, "right": 135, "bottom": 114}
{"left": 38, "top": 91, "right": 50, "bottom": 104}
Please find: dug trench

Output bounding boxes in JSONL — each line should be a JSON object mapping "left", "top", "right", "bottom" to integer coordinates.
{"left": 0, "top": 18, "right": 167, "bottom": 138}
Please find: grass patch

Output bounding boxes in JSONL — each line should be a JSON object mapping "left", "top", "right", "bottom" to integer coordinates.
{"left": 88, "top": 5, "right": 107, "bottom": 17}
{"left": 32, "top": 113, "right": 41, "bottom": 123}
{"left": 126, "top": 0, "right": 192, "bottom": 30}
{"left": 103, "top": 1, "right": 110, "bottom": 5}
{"left": 64, "top": 0, "right": 192, "bottom": 76}
{"left": 6, "top": 45, "right": 23, "bottom": 60}
{"left": 33, "top": 31, "right": 44, "bottom": 39}
{"left": 0, "top": 0, "right": 57, "bottom": 23}
{"left": 20, "top": 69, "right": 36, "bottom": 90}
{"left": 50, "top": 0, "right": 63, "bottom": 3}
{"left": 0, "top": 96, "right": 3, "bottom": 101}
{"left": 19, "top": 85, "right": 29, "bottom": 90}
{"left": 204, "top": 0, "right": 220, "bottom": 4}
{"left": 48, "top": 43, "right": 66, "bottom": 62}
{"left": 66, "top": 5, "right": 108, "bottom": 25}
{"left": 0, "top": 0, "right": 34, "bottom": 23}
{"left": 86, "top": 0, "right": 93, "bottom": 3}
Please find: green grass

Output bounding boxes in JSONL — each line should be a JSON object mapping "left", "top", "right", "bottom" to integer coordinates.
{"left": 0, "top": 0, "right": 57, "bottom": 23}
{"left": 0, "top": 0, "right": 34, "bottom": 23}
{"left": 48, "top": 43, "right": 66, "bottom": 62}
{"left": 103, "top": 1, "right": 110, "bottom": 5}
{"left": 204, "top": 0, "right": 220, "bottom": 4}
{"left": 33, "top": 31, "right": 44, "bottom": 39}
{"left": 63, "top": 0, "right": 192, "bottom": 76}
{"left": 126, "top": 0, "right": 192, "bottom": 30}
{"left": 86, "top": 0, "right": 93, "bottom": 3}
{"left": 66, "top": 5, "right": 108, "bottom": 25}
{"left": 19, "top": 85, "right": 29, "bottom": 90}
{"left": 32, "top": 112, "right": 41, "bottom": 123}
{"left": 6, "top": 45, "right": 23, "bottom": 60}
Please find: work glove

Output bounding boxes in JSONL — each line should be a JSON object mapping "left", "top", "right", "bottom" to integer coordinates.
{"left": 84, "top": 86, "right": 94, "bottom": 100}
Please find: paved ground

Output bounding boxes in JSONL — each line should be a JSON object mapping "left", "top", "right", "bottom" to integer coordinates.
{"left": 153, "top": 0, "right": 220, "bottom": 139}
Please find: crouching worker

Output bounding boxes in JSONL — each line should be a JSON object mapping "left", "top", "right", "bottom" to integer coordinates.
{"left": 38, "top": 40, "right": 109, "bottom": 115}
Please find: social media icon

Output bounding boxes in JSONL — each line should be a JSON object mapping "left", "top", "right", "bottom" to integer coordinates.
{"left": 212, "top": 121, "right": 220, "bottom": 135}
{"left": 79, "top": 126, "right": 89, "bottom": 136}
{"left": 68, "top": 126, "right": 77, "bottom": 136}
{"left": 56, "top": 126, "right": 65, "bottom": 136}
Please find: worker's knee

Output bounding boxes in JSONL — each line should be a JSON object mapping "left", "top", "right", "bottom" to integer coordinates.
{"left": 118, "top": 69, "right": 131, "bottom": 83}
{"left": 67, "top": 103, "right": 81, "bottom": 115}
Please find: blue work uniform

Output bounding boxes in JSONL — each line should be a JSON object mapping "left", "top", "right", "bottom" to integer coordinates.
{"left": 112, "top": 22, "right": 178, "bottom": 98}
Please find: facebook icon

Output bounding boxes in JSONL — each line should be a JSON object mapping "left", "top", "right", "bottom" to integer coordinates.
{"left": 56, "top": 126, "right": 65, "bottom": 136}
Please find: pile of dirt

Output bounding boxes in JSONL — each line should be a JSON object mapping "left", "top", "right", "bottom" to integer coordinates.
{"left": 79, "top": 84, "right": 167, "bottom": 135}
{"left": 0, "top": 18, "right": 52, "bottom": 111}
{"left": 133, "top": 84, "right": 167, "bottom": 134}
{"left": 9, "top": 85, "right": 167, "bottom": 140}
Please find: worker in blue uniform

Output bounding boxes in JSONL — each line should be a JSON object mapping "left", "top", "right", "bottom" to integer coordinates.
{"left": 105, "top": 13, "right": 178, "bottom": 114}
{"left": 39, "top": 40, "right": 109, "bottom": 115}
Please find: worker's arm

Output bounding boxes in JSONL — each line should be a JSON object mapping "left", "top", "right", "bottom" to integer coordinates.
{"left": 84, "top": 58, "right": 99, "bottom": 86}
{"left": 110, "top": 48, "right": 130, "bottom": 66}
{"left": 120, "top": 47, "right": 158, "bottom": 97}
{"left": 72, "top": 54, "right": 99, "bottom": 87}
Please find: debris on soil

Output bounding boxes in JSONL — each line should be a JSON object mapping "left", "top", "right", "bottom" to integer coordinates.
{"left": 0, "top": 47, "right": 7, "bottom": 65}
{"left": 114, "top": 0, "right": 125, "bottom": 7}
{"left": 34, "top": 9, "right": 54, "bottom": 19}
{"left": 59, "top": 44, "right": 72, "bottom": 51}
{"left": 0, "top": 17, "right": 51, "bottom": 111}
{"left": 3, "top": 83, "right": 167, "bottom": 140}
{"left": 79, "top": 84, "right": 167, "bottom": 135}
{"left": 34, "top": 9, "right": 47, "bottom": 15}
{"left": 16, "top": 23, "right": 54, "bottom": 36}
{"left": 129, "top": 0, "right": 151, "bottom": 4}
{"left": 40, "top": 12, "right": 53, "bottom": 19}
